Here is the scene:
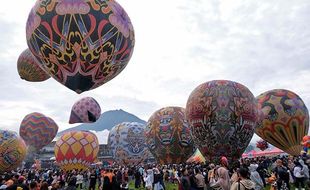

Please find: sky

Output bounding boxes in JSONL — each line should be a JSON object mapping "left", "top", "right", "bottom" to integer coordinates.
{"left": 0, "top": 0, "right": 310, "bottom": 144}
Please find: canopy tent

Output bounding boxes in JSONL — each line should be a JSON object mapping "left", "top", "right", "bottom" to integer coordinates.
{"left": 242, "top": 148, "right": 285, "bottom": 158}
{"left": 186, "top": 149, "right": 206, "bottom": 163}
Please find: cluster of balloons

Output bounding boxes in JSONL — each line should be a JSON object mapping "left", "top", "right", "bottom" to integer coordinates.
{"left": 14, "top": 0, "right": 136, "bottom": 170}
{"left": 256, "top": 139, "right": 269, "bottom": 151}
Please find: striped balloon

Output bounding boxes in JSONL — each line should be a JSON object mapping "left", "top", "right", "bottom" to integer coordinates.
{"left": 17, "top": 49, "right": 50, "bottom": 82}
{"left": 20, "top": 112, "right": 58, "bottom": 150}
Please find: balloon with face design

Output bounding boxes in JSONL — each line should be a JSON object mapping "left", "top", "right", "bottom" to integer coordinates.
{"left": 145, "top": 107, "right": 194, "bottom": 164}
{"left": 185, "top": 80, "right": 257, "bottom": 163}
{"left": 256, "top": 89, "right": 309, "bottom": 156}
{"left": 26, "top": 0, "right": 134, "bottom": 93}
{"left": 108, "top": 122, "right": 149, "bottom": 165}
{"left": 0, "top": 130, "right": 27, "bottom": 172}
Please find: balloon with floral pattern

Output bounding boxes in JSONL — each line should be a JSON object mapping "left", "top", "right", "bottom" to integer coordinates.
{"left": 69, "top": 97, "right": 101, "bottom": 124}
{"left": 186, "top": 80, "right": 258, "bottom": 163}
{"left": 26, "top": 0, "right": 135, "bottom": 93}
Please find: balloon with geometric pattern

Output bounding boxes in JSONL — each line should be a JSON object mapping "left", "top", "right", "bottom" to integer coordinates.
{"left": 17, "top": 49, "right": 50, "bottom": 82}
{"left": 185, "top": 80, "right": 258, "bottom": 163}
{"left": 145, "top": 107, "right": 194, "bottom": 164}
{"left": 256, "top": 89, "right": 309, "bottom": 156}
{"left": 54, "top": 131, "right": 99, "bottom": 171}
{"left": 26, "top": 0, "right": 135, "bottom": 93}
{"left": 20, "top": 112, "right": 58, "bottom": 150}
{"left": 0, "top": 130, "right": 27, "bottom": 172}
{"left": 69, "top": 97, "right": 101, "bottom": 124}
{"left": 108, "top": 122, "right": 149, "bottom": 166}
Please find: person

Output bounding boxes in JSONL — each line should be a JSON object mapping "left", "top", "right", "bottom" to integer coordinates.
{"left": 134, "top": 169, "right": 141, "bottom": 188}
{"left": 207, "top": 163, "right": 216, "bottom": 190}
{"left": 76, "top": 172, "right": 83, "bottom": 189}
{"left": 293, "top": 161, "right": 305, "bottom": 190}
{"left": 195, "top": 168, "right": 205, "bottom": 190}
{"left": 29, "top": 181, "right": 38, "bottom": 190}
{"left": 273, "top": 159, "right": 290, "bottom": 190}
{"left": 88, "top": 170, "right": 97, "bottom": 190}
{"left": 230, "top": 167, "right": 255, "bottom": 190}
{"left": 153, "top": 168, "right": 164, "bottom": 190}
{"left": 210, "top": 157, "right": 231, "bottom": 190}
{"left": 40, "top": 182, "right": 49, "bottom": 190}
{"left": 111, "top": 176, "right": 121, "bottom": 190}
{"left": 101, "top": 176, "right": 111, "bottom": 190}
{"left": 144, "top": 167, "right": 154, "bottom": 190}
{"left": 299, "top": 159, "right": 309, "bottom": 185}
{"left": 65, "top": 178, "right": 77, "bottom": 190}
{"left": 180, "top": 169, "right": 191, "bottom": 190}
{"left": 249, "top": 164, "right": 264, "bottom": 190}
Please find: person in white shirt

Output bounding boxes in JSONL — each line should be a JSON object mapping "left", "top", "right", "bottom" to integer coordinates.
{"left": 293, "top": 161, "right": 305, "bottom": 190}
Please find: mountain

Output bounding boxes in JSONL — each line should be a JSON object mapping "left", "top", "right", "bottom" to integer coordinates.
{"left": 58, "top": 109, "right": 147, "bottom": 135}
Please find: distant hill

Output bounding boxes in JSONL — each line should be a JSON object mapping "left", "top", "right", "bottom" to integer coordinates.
{"left": 58, "top": 109, "right": 146, "bottom": 135}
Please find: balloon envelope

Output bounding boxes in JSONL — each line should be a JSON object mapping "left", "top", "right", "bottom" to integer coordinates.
{"left": 185, "top": 80, "right": 257, "bottom": 162}
{"left": 69, "top": 97, "right": 101, "bottom": 124}
{"left": 256, "top": 89, "right": 309, "bottom": 156}
{"left": 17, "top": 49, "right": 50, "bottom": 82}
{"left": 0, "top": 130, "right": 27, "bottom": 172}
{"left": 54, "top": 131, "right": 99, "bottom": 171}
{"left": 20, "top": 112, "right": 58, "bottom": 150}
{"left": 145, "top": 107, "right": 194, "bottom": 164}
{"left": 108, "top": 122, "right": 149, "bottom": 165}
{"left": 26, "top": 0, "right": 135, "bottom": 93}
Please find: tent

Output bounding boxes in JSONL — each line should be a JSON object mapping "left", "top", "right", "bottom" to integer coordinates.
{"left": 186, "top": 149, "right": 206, "bottom": 163}
{"left": 242, "top": 148, "right": 285, "bottom": 158}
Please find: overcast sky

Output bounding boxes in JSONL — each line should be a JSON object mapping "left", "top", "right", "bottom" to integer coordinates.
{"left": 0, "top": 0, "right": 310, "bottom": 144}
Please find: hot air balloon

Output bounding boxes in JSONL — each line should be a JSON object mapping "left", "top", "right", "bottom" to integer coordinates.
{"left": 69, "top": 97, "right": 101, "bottom": 124}
{"left": 17, "top": 49, "right": 50, "bottom": 82}
{"left": 20, "top": 112, "right": 58, "bottom": 150}
{"left": 145, "top": 107, "right": 194, "bottom": 164}
{"left": 256, "top": 89, "right": 309, "bottom": 156}
{"left": 0, "top": 130, "right": 27, "bottom": 172}
{"left": 26, "top": 0, "right": 135, "bottom": 93}
{"left": 108, "top": 122, "right": 149, "bottom": 165}
{"left": 54, "top": 131, "right": 99, "bottom": 171}
{"left": 185, "top": 80, "right": 257, "bottom": 162}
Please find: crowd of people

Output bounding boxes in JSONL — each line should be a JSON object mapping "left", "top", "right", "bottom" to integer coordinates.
{"left": 0, "top": 155, "right": 309, "bottom": 190}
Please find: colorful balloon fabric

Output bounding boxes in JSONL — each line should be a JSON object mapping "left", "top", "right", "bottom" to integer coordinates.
{"left": 69, "top": 97, "right": 101, "bottom": 124}
{"left": 17, "top": 49, "right": 50, "bottom": 82}
{"left": 26, "top": 0, "right": 135, "bottom": 93}
{"left": 256, "top": 89, "right": 309, "bottom": 156}
{"left": 185, "top": 80, "right": 257, "bottom": 162}
{"left": 0, "top": 130, "right": 27, "bottom": 172}
{"left": 108, "top": 122, "right": 149, "bottom": 165}
{"left": 145, "top": 107, "right": 194, "bottom": 164}
{"left": 20, "top": 112, "right": 58, "bottom": 150}
{"left": 256, "top": 139, "right": 269, "bottom": 151}
{"left": 302, "top": 135, "right": 310, "bottom": 148}
{"left": 54, "top": 131, "right": 99, "bottom": 171}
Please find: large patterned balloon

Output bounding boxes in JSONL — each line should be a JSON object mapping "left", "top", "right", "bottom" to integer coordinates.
{"left": 69, "top": 97, "right": 101, "bottom": 124}
{"left": 55, "top": 131, "right": 99, "bottom": 171}
{"left": 108, "top": 122, "right": 149, "bottom": 165}
{"left": 26, "top": 0, "right": 135, "bottom": 93}
{"left": 0, "top": 130, "right": 27, "bottom": 172}
{"left": 145, "top": 107, "right": 194, "bottom": 164}
{"left": 185, "top": 80, "right": 257, "bottom": 162}
{"left": 20, "top": 112, "right": 58, "bottom": 150}
{"left": 256, "top": 89, "right": 309, "bottom": 156}
{"left": 17, "top": 49, "right": 50, "bottom": 82}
